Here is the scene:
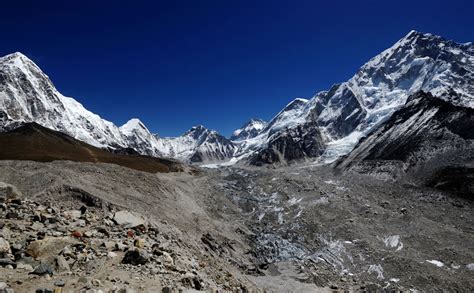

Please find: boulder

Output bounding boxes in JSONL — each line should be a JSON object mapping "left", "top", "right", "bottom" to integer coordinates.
{"left": 62, "top": 210, "right": 82, "bottom": 220}
{"left": 113, "top": 211, "right": 145, "bottom": 228}
{"left": 0, "top": 237, "right": 11, "bottom": 255}
{"left": 121, "top": 249, "right": 149, "bottom": 265}
{"left": 0, "top": 258, "right": 16, "bottom": 268}
{"left": 0, "top": 182, "right": 22, "bottom": 200}
{"left": 27, "top": 237, "right": 78, "bottom": 259}
{"left": 134, "top": 238, "right": 145, "bottom": 249}
{"left": 30, "top": 262, "right": 54, "bottom": 276}
{"left": 55, "top": 255, "right": 70, "bottom": 272}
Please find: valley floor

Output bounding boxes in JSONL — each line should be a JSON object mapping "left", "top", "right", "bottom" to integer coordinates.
{"left": 0, "top": 160, "right": 473, "bottom": 292}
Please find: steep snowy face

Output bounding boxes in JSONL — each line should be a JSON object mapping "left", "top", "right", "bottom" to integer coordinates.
{"left": 156, "top": 125, "right": 236, "bottom": 162}
{"left": 316, "top": 31, "right": 473, "bottom": 140}
{"left": 0, "top": 52, "right": 127, "bottom": 148}
{"left": 244, "top": 31, "right": 474, "bottom": 164}
{"left": 120, "top": 118, "right": 163, "bottom": 156}
{"left": 230, "top": 118, "right": 267, "bottom": 141}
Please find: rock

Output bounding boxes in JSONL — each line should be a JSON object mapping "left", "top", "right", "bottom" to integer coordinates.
{"left": 181, "top": 276, "right": 203, "bottom": 290}
{"left": 0, "top": 182, "right": 22, "bottom": 199}
{"left": 121, "top": 249, "right": 149, "bottom": 265}
{"left": 115, "top": 242, "right": 127, "bottom": 252}
{"left": 71, "top": 231, "right": 82, "bottom": 238}
{"left": 31, "top": 262, "right": 54, "bottom": 276}
{"left": 0, "top": 258, "right": 16, "bottom": 268}
{"left": 5, "top": 212, "right": 19, "bottom": 219}
{"left": 107, "top": 252, "right": 117, "bottom": 259}
{"left": 35, "top": 289, "right": 53, "bottom": 293}
{"left": 61, "top": 246, "right": 74, "bottom": 258}
{"left": 91, "top": 279, "right": 103, "bottom": 287}
{"left": 62, "top": 210, "right": 82, "bottom": 220}
{"left": 16, "top": 262, "right": 34, "bottom": 271}
{"left": 31, "top": 222, "right": 45, "bottom": 231}
{"left": 10, "top": 198, "right": 22, "bottom": 205}
{"left": 27, "top": 237, "right": 78, "bottom": 259}
{"left": 55, "top": 256, "right": 70, "bottom": 272}
{"left": 0, "top": 237, "right": 11, "bottom": 255}
{"left": 0, "top": 282, "right": 7, "bottom": 290}
{"left": 113, "top": 211, "right": 145, "bottom": 228}
{"left": 83, "top": 230, "right": 94, "bottom": 238}
{"left": 102, "top": 241, "right": 115, "bottom": 251}
{"left": 161, "top": 252, "right": 174, "bottom": 266}
{"left": 54, "top": 280, "right": 66, "bottom": 287}
{"left": 134, "top": 238, "right": 145, "bottom": 249}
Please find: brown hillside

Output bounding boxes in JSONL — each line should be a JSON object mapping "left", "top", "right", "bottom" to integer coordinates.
{"left": 0, "top": 123, "right": 184, "bottom": 173}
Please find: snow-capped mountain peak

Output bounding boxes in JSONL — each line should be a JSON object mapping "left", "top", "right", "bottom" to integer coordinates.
{"left": 0, "top": 51, "right": 127, "bottom": 149}
{"left": 244, "top": 31, "right": 474, "bottom": 165}
{"left": 120, "top": 118, "right": 148, "bottom": 135}
{"left": 231, "top": 118, "right": 267, "bottom": 141}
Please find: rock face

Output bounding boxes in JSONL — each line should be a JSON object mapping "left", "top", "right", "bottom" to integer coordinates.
{"left": 240, "top": 31, "right": 474, "bottom": 165}
{"left": 230, "top": 118, "right": 267, "bottom": 141}
{"left": 156, "top": 125, "right": 236, "bottom": 163}
{"left": 249, "top": 121, "right": 325, "bottom": 165}
{"left": 336, "top": 91, "right": 473, "bottom": 196}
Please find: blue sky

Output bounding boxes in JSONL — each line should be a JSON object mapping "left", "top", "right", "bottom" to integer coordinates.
{"left": 1, "top": 0, "right": 472, "bottom": 136}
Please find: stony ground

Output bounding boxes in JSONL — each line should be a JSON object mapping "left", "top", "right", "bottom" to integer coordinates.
{"left": 0, "top": 160, "right": 473, "bottom": 292}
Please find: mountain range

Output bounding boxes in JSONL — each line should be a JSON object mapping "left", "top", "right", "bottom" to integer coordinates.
{"left": 0, "top": 30, "right": 472, "bottom": 165}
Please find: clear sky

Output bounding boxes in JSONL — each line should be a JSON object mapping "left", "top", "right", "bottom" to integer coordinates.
{"left": 0, "top": 0, "right": 472, "bottom": 136}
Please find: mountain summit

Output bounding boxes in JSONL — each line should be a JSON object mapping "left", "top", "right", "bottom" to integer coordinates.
{"left": 0, "top": 52, "right": 234, "bottom": 163}
{"left": 0, "top": 31, "right": 472, "bottom": 165}
{"left": 241, "top": 30, "right": 474, "bottom": 165}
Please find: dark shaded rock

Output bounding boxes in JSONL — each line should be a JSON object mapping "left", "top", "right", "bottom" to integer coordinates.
{"left": 121, "top": 249, "right": 149, "bottom": 265}
{"left": 0, "top": 258, "right": 16, "bottom": 268}
{"left": 250, "top": 121, "right": 325, "bottom": 165}
{"left": 30, "top": 262, "right": 53, "bottom": 276}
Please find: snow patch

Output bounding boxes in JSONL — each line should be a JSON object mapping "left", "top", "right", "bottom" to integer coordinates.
{"left": 426, "top": 260, "right": 444, "bottom": 267}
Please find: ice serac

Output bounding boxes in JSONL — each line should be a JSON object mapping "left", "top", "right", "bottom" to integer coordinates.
{"left": 0, "top": 52, "right": 127, "bottom": 149}
{"left": 230, "top": 118, "right": 267, "bottom": 141}
{"left": 155, "top": 125, "right": 236, "bottom": 163}
{"left": 335, "top": 91, "right": 473, "bottom": 196}
{"left": 243, "top": 30, "right": 474, "bottom": 165}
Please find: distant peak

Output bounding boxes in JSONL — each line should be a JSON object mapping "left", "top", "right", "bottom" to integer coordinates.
{"left": 120, "top": 118, "right": 148, "bottom": 134}
{"left": 185, "top": 125, "right": 208, "bottom": 134}
{"left": 248, "top": 118, "right": 266, "bottom": 123}
{"left": 191, "top": 125, "right": 206, "bottom": 130}
{"left": 405, "top": 30, "right": 422, "bottom": 38}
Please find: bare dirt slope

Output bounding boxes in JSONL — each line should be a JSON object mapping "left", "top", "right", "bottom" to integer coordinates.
{"left": 0, "top": 123, "right": 184, "bottom": 173}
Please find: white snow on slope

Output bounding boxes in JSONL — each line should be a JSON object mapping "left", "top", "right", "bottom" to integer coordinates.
{"left": 0, "top": 52, "right": 127, "bottom": 148}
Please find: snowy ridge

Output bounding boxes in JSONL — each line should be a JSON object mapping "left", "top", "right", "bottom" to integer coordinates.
{"left": 0, "top": 30, "right": 471, "bottom": 165}
{"left": 241, "top": 30, "right": 474, "bottom": 164}
{"left": 0, "top": 52, "right": 233, "bottom": 162}
{"left": 230, "top": 118, "right": 267, "bottom": 141}
{"left": 0, "top": 52, "right": 127, "bottom": 148}
{"left": 155, "top": 125, "right": 236, "bottom": 162}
